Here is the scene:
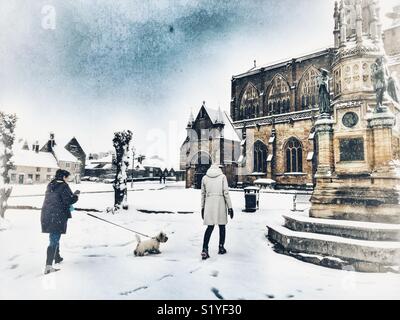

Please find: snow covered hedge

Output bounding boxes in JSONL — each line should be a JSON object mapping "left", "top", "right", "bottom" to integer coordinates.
{"left": 0, "top": 112, "right": 17, "bottom": 219}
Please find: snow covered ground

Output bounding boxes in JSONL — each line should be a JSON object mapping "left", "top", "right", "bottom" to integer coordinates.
{"left": 1, "top": 182, "right": 400, "bottom": 300}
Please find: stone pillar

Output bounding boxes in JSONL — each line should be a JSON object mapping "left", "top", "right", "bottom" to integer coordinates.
{"left": 314, "top": 117, "right": 335, "bottom": 178}
{"left": 268, "top": 128, "right": 276, "bottom": 181}
{"left": 368, "top": 111, "right": 396, "bottom": 175}
{"left": 355, "top": 0, "right": 363, "bottom": 45}
{"left": 370, "top": 1, "right": 378, "bottom": 43}
{"left": 340, "top": 1, "right": 347, "bottom": 48}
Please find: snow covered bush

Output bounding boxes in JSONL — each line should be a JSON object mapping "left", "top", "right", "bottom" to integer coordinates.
{"left": 0, "top": 112, "right": 17, "bottom": 219}
{"left": 111, "top": 130, "right": 132, "bottom": 213}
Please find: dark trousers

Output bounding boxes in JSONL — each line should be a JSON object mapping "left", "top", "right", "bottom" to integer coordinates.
{"left": 46, "top": 233, "right": 61, "bottom": 266}
{"left": 202, "top": 225, "right": 226, "bottom": 250}
{"left": 49, "top": 233, "right": 61, "bottom": 248}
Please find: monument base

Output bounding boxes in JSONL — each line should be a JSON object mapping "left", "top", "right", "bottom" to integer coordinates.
{"left": 310, "top": 174, "right": 400, "bottom": 223}
{"left": 267, "top": 214, "right": 400, "bottom": 273}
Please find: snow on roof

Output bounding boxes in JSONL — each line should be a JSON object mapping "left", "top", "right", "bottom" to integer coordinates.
{"left": 199, "top": 106, "right": 241, "bottom": 142}
{"left": 203, "top": 106, "right": 223, "bottom": 124}
{"left": 11, "top": 150, "right": 59, "bottom": 169}
{"left": 222, "top": 111, "right": 241, "bottom": 142}
{"left": 134, "top": 163, "right": 146, "bottom": 171}
{"left": 52, "top": 145, "right": 79, "bottom": 163}
{"left": 90, "top": 154, "right": 113, "bottom": 164}
{"left": 142, "top": 156, "right": 167, "bottom": 170}
{"left": 85, "top": 163, "right": 99, "bottom": 169}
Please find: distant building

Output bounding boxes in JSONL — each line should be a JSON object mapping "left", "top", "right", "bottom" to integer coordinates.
{"left": 10, "top": 133, "right": 85, "bottom": 185}
{"left": 40, "top": 133, "right": 82, "bottom": 183}
{"left": 84, "top": 153, "right": 183, "bottom": 182}
{"left": 142, "top": 155, "right": 166, "bottom": 178}
{"left": 9, "top": 141, "right": 59, "bottom": 184}
{"left": 85, "top": 154, "right": 115, "bottom": 178}
{"left": 65, "top": 137, "right": 86, "bottom": 175}
{"left": 180, "top": 102, "right": 241, "bottom": 189}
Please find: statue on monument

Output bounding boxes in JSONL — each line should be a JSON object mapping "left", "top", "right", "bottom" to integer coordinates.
{"left": 317, "top": 68, "right": 331, "bottom": 116}
{"left": 371, "top": 57, "right": 387, "bottom": 112}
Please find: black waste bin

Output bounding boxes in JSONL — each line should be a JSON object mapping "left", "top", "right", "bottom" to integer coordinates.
{"left": 243, "top": 187, "right": 260, "bottom": 212}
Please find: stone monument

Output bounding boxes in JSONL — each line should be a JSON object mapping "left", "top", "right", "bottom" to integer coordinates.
{"left": 268, "top": 0, "right": 400, "bottom": 272}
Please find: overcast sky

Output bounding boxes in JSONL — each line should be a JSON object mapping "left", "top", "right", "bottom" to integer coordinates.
{"left": 0, "top": 0, "right": 398, "bottom": 167}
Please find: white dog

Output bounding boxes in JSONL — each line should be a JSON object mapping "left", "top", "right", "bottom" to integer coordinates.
{"left": 134, "top": 232, "right": 168, "bottom": 256}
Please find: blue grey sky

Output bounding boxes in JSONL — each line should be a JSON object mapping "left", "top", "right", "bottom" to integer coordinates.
{"left": 0, "top": 0, "right": 397, "bottom": 167}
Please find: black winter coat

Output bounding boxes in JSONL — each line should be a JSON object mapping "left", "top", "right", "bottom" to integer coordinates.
{"left": 41, "top": 180, "right": 79, "bottom": 234}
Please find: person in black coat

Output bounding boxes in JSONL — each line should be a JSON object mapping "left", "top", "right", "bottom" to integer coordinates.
{"left": 41, "top": 169, "right": 80, "bottom": 274}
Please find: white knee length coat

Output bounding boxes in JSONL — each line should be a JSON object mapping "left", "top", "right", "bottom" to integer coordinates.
{"left": 201, "top": 165, "right": 233, "bottom": 226}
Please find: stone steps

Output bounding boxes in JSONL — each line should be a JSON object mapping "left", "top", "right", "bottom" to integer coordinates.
{"left": 267, "top": 224, "right": 400, "bottom": 272}
{"left": 283, "top": 214, "right": 400, "bottom": 241}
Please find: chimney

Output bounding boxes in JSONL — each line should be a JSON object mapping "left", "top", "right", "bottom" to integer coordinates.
{"left": 50, "top": 132, "right": 55, "bottom": 148}
{"left": 47, "top": 132, "right": 55, "bottom": 151}
{"left": 33, "top": 141, "right": 39, "bottom": 153}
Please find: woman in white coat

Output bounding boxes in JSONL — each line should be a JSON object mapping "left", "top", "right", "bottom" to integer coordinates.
{"left": 200, "top": 164, "right": 234, "bottom": 260}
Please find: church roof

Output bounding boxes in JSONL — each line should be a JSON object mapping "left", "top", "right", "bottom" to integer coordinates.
{"left": 232, "top": 47, "right": 333, "bottom": 80}
{"left": 193, "top": 105, "right": 241, "bottom": 143}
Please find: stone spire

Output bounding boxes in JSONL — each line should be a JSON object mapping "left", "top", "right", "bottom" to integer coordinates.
{"left": 334, "top": 1, "right": 341, "bottom": 48}
{"left": 187, "top": 109, "right": 194, "bottom": 128}
{"left": 370, "top": 0, "right": 379, "bottom": 43}
{"left": 355, "top": 0, "right": 363, "bottom": 44}
{"left": 339, "top": 0, "right": 347, "bottom": 47}
{"left": 337, "top": 0, "right": 383, "bottom": 46}
{"left": 215, "top": 106, "right": 225, "bottom": 125}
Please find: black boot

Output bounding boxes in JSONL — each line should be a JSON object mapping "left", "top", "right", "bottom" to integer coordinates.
{"left": 218, "top": 225, "right": 226, "bottom": 254}
{"left": 54, "top": 246, "right": 63, "bottom": 264}
{"left": 218, "top": 245, "right": 227, "bottom": 255}
{"left": 44, "top": 246, "right": 59, "bottom": 274}
{"left": 201, "top": 248, "right": 210, "bottom": 260}
{"left": 46, "top": 246, "right": 56, "bottom": 266}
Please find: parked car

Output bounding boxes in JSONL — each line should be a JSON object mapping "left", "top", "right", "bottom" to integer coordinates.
{"left": 81, "top": 176, "right": 91, "bottom": 181}
{"left": 89, "top": 177, "right": 100, "bottom": 182}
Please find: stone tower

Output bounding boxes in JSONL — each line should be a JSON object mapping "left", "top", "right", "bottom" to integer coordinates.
{"left": 311, "top": 0, "right": 400, "bottom": 223}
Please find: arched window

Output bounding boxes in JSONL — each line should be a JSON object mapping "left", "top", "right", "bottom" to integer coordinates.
{"left": 285, "top": 138, "right": 303, "bottom": 173}
{"left": 267, "top": 75, "right": 291, "bottom": 115}
{"left": 299, "top": 67, "right": 320, "bottom": 110}
{"left": 254, "top": 140, "right": 268, "bottom": 173}
{"left": 240, "top": 84, "right": 260, "bottom": 120}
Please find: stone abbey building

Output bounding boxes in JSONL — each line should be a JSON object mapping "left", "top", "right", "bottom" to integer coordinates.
{"left": 182, "top": 1, "right": 400, "bottom": 190}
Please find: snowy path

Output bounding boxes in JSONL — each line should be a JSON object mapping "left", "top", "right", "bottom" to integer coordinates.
{"left": 1, "top": 183, "right": 400, "bottom": 299}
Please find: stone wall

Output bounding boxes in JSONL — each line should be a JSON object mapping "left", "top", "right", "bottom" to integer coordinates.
{"left": 231, "top": 49, "right": 335, "bottom": 121}
{"left": 231, "top": 49, "right": 334, "bottom": 189}
{"left": 239, "top": 116, "right": 315, "bottom": 189}
{"left": 9, "top": 166, "right": 58, "bottom": 184}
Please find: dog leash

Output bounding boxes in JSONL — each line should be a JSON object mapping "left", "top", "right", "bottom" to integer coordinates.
{"left": 85, "top": 213, "right": 152, "bottom": 238}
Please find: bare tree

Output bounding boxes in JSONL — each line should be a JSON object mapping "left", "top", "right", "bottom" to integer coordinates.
{"left": 0, "top": 112, "right": 17, "bottom": 218}
{"left": 112, "top": 130, "right": 133, "bottom": 212}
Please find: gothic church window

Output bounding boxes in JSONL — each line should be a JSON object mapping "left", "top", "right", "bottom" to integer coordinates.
{"left": 299, "top": 67, "right": 320, "bottom": 110}
{"left": 254, "top": 140, "right": 268, "bottom": 173}
{"left": 240, "top": 84, "right": 260, "bottom": 120}
{"left": 285, "top": 138, "right": 303, "bottom": 173}
{"left": 267, "top": 75, "right": 291, "bottom": 115}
